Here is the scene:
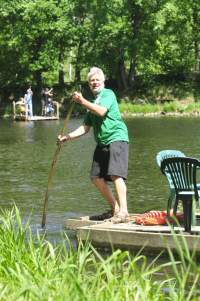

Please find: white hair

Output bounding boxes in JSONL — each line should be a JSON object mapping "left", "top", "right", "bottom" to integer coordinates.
{"left": 87, "top": 67, "right": 105, "bottom": 82}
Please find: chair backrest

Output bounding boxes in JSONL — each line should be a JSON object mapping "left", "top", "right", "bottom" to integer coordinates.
{"left": 156, "top": 150, "right": 186, "bottom": 189}
{"left": 161, "top": 157, "right": 200, "bottom": 201}
{"left": 156, "top": 150, "right": 186, "bottom": 167}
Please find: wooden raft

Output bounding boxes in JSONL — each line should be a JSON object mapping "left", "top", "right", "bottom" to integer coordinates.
{"left": 13, "top": 101, "right": 59, "bottom": 121}
{"left": 14, "top": 115, "right": 59, "bottom": 121}
{"left": 65, "top": 214, "right": 200, "bottom": 253}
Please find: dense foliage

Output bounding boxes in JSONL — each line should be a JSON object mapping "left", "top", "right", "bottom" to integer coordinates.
{"left": 0, "top": 0, "right": 200, "bottom": 102}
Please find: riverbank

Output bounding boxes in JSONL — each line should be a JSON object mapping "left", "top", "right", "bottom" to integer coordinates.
{"left": 0, "top": 206, "right": 199, "bottom": 300}
{"left": 1, "top": 74, "right": 200, "bottom": 118}
{"left": 119, "top": 100, "right": 200, "bottom": 117}
{"left": 2, "top": 99, "right": 200, "bottom": 119}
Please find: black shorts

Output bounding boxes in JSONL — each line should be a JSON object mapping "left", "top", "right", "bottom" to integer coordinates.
{"left": 90, "top": 141, "right": 129, "bottom": 181}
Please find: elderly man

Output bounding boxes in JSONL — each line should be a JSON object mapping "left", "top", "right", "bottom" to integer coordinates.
{"left": 58, "top": 67, "right": 130, "bottom": 223}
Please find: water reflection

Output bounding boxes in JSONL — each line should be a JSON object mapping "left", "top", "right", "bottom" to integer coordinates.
{"left": 1, "top": 117, "right": 200, "bottom": 244}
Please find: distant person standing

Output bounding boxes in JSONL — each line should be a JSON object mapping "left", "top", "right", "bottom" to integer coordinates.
{"left": 25, "top": 86, "right": 33, "bottom": 117}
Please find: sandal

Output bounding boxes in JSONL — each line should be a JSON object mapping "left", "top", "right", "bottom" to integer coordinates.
{"left": 89, "top": 210, "right": 113, "bottom": 221}
{"left": 109, "top": 214, "right": 130, "bottom": 224}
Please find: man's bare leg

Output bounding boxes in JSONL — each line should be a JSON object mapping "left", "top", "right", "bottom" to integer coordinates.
{"left": 111, "top": 176, "right": 129, "bottom": 216}
{"left": 91, "top": 177, "right": 119, "bottom": 214}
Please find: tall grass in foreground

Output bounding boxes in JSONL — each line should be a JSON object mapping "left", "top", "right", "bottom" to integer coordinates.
{"left": 0, "top": 207, "right": 200, "bottom": 300}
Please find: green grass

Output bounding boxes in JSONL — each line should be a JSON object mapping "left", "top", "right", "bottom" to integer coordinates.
{"left": 185, "top": 102, "right": 200, "bottom": 113}
{"left": 0, "top": 207, "right": 200, "bottom": 300}
{"left": 119, "top": 100, "right": 200, "bottom": 115}
{"left": 119, "top": 102, "right": 161, "bottom": 114}
{"left": 162, "top": 101, "right": 180, "bottom": 113}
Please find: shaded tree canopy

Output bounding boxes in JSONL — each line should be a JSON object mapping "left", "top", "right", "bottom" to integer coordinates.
{"left": 0, "top": 0, "right": 200, "bottom": 94}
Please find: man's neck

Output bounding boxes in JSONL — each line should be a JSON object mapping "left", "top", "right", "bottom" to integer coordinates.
{"left": 93, "top": 87, "right": 104, "bottom": 96}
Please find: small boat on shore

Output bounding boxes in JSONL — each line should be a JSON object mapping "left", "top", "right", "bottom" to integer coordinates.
{"left": 65, "top": 213, "right": 200, "bottom": 254}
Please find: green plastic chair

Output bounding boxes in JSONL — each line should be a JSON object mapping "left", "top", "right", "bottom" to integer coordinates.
{"left": 156, "top": 150, "right": 186, "bottom": 215}
{"left": 161, "top": 156, "right": 200, "bottom": 232}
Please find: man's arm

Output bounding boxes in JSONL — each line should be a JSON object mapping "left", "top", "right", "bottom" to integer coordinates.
{"left": 58, "top": 124, "right": 90, "bottom": 143}
{"left": 72, "top": 92, "right": 107, "bottom": 117}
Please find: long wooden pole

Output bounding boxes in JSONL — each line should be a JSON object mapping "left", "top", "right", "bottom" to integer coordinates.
{"left": 41, "top": 101, "right": 75, "bottom": 228}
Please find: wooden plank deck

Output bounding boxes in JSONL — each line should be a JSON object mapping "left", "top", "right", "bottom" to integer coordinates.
{"left": 65, "top": 214, "right": 200, "bottom": 253}
{"left": 14, "top": 115, "right": 59, "bottom": 121}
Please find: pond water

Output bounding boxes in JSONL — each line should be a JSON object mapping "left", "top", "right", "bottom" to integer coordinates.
{"left": 1, "top": 116, "right": 200, "bottom": 245}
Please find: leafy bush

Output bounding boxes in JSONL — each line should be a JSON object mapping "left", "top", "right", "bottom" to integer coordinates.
{"left": 162, "top": 101, "right": 179, "bottom": 113}
{"left": 185, "top": 102, "right": 200, "bottom": 113}
{"left": 0, "top": 207, "right": 199, "bottom": 300}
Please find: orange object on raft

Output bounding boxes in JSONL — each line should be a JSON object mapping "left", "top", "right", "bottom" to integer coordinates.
{"left": 135, "top": 210, "right": 184, "bottom": 225}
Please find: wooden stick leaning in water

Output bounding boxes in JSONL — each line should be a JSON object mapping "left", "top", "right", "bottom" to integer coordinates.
{"left": 41, "top": 101, "right": 75, "bottom": 228}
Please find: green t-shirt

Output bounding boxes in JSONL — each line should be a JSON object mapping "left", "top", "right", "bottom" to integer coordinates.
{"left": 84, "top": 88, "right": 129, "bottom": 145}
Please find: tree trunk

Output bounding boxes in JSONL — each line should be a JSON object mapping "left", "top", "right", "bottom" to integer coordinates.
{"left": 33, "top": 70, "right": 42, "bottom": 106}
{"left": 128, "top": 3, "right": 144, "bottom": 86}
{"left": 75, "top": 66, "right": 81, "bottom": 82}
{"left": 117, "top": 58, "right": 128, "bottom": 90}
{"left": 194, "top": 41, "right": 200, "bottom": 73}
{"left": 34, "top": 70, "right": 42, "bottom": 91}
{"left": 128, "top": 58, "right": 135, "bottom": 86}
{"left": 58, "top": 48, "right": 65, "bottom": 87}
{"left": 74, "top": 40, "right": 83, "bottom": 82}
{"left": 192, "top": 7, "right": 200, "bottom": 73}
